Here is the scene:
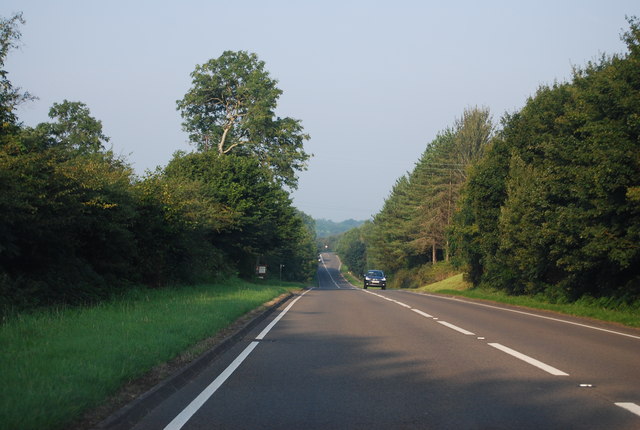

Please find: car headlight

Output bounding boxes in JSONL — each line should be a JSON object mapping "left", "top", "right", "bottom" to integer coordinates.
{"left": 381, "top": 278, "right": 386, "bottom": 281}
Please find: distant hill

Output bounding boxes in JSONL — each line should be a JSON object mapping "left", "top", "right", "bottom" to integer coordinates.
{"left": 315, "top": 218, "right": 366, "bottom": 238}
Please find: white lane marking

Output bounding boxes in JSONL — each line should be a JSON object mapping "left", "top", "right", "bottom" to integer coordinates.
{"left": 321, "top": 254, "right": 358, "bottom": 290}
{"left": 411, "top": 309, "right": 434, "bottom": 318}
{"left": 256, "top": 290, "right": 310, "bottom": 340}
{"left": 437, "top": 321, "right": 476, "bottom": 336}
{"left": 488, "top": 343, "right": 569, "bottom": 376}
{"left": 164, "top": 341, "right": 259, "bottom": 430}
{"left": 165, "top": 289, "right": 310, "bottom": 429}
{"left": 320, "top": 258, "right": 342, "bottom": 289}
{"left": 412, "top": 292, "right": 640, "bottom": 341}
{"left": 615, "top": 402, "right": 640, "bottom": 417}
{"left": 394, "top": 301, "right": 412, "bottom": 309}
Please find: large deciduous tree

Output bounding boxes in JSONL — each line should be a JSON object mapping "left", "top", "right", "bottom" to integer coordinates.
{"left": 177, "top": 50, "right": 310, "bottom": 189}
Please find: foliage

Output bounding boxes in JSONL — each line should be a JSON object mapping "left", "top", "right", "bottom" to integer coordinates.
{"left": 0, "top": 17, "right": 315, "bottom": 312}
{"left": 315, "top": 218, "right": 366, "bottom": 238}
{"left": 336, "top": 221, "right": 372, "bottom": 277}
{"left": 177, "top": 50, "right": 310, "bottom": 189}
{"left": 0, "top": 137, "right": 138, "bottom": 308}
{"left": 0, "top": 13, "right": 34, "bottom": 137}
{"left": 35, "top": 100, "right": 110, "bottom": 154}
{"left": 367, "top": 107, "right": 493, "bottom": 284}
{"left": 163, "top": 151, "right": 315, "bottom": 280}
{"left": 453, "top": 17, "right": 640, "bottom": 302}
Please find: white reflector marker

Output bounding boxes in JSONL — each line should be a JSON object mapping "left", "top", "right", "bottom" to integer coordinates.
{"left": 489, "top": 343, "right": 569, "bottom": 376}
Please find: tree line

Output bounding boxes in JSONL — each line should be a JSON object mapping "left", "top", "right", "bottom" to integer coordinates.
{"left": 0, "top": 14, "right": 317, "bottom": 313}
{"left": 339, "top": 18, "right": 640, "bottom": 304}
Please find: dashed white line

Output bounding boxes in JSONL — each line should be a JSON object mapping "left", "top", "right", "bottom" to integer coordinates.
{"left": 488, "top": 343, "right": 569, "bottom": 376}
{"left": 615, "top": 402, "right": 640, "bottom": 417}
{"left": 437, "top": 320, "right": 476, "bottom": 336}
{"left": 361, "top": 285, "right": 639, "bottom": 419}
{"left": 393, "top": 301, "right": 412, "bottom": 309}
{"left": 411, "top": 309, "right": 434, "bottom": 318}
{"left": 410, "top": 292, "right": 640, "bottom": 340}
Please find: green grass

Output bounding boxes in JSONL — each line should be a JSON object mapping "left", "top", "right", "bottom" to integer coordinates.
{"left": 0, "top": 279, "right": 302, "bottom": 430}
{"left": 415, "top": 273, "right": 470, "bottom": 292}
{"left": 338, "top": 263, "right": 361, "bottom": 286}
{"left": 414, "top": 274, "right": 640, "bottom": 328}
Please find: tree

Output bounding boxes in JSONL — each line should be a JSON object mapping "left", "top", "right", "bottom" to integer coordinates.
{"left": 337, "top": 222, "right": 372, "bottom": 277}
{"left": 37, "top": 100, "right": 109, "bottom": 153}
{"left": 177, "top": 51, "right": 310, "bottom": 189}
{"left": 453, "top": 17, "right": 640, "bottom": 302}
{"left": 368, "top": 175, "right": 415, "bottom": 273}
{"left": 0, "top": 13, "right": 34, "bottom": 138}
{"left": 163, "top": 151, "right": 309, "bottom": 277}
{"left": 451, "top": 107, "right": 493, "bottom": 180}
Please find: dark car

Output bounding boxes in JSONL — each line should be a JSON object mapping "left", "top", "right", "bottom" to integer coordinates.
{"left": 363, "top": 270, "right": 386, "bottom": 289}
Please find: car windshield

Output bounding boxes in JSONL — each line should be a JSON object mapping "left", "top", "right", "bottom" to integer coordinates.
{"left": 368, "top": 271, "right": 384, "bottom": 277}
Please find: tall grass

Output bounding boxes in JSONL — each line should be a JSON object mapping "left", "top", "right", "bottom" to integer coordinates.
{"left": 0, "top": 280, "right": 300, "bottom": 430}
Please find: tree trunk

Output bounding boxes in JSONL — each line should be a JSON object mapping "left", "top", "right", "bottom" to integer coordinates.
{"left": 218, "top": 126, "right": 231, "bottom": 154}
{"left": 445, "top": 239, "right": 450, "bottom": 263}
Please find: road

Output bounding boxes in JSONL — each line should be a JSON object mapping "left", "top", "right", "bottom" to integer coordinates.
{"left": 126, "top": 253, "right": 640, "bottom": 429}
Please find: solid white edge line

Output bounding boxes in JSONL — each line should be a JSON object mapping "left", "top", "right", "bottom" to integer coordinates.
{"left": 411, "top": 309, "right": 434, "bottom": 318}
{"left": 615, "top": 402, "right": 640, "bottom": 417}
{"left": 488, "top": 343, "right": 569, "bottom": 376}
{"left": 412, "top": 292, "right": 640, "bottom": 341}
{"left": 437, "top": 320, "right": 476, "bottom": 336}
{"left": 165, "top": 288, "right": 310, "bottom": 429}
{"left": 256, "top": 290, "right": 310, "bottom": 340}
{"left": 321, "top": 260, "right": 342, "bottom": 289}
{"left": 164, "top": 341, "right": 259, "bottom": 430}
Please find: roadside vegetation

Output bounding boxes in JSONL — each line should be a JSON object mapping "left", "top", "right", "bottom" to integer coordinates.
{"left": 1, "top": 13, "right": 317, "bottom": 430}
{"left": 0, "top": 14, "right": 316, "bottom": 316}
{"left": 337, "top": 17, "right": 640, "bottom": 312}
{"left": 315, "top": 218, "right": 366, "bottom": 238}
{"left": 338, "top": 261, "right": 362, "bottom": 286}
{"left": 335, "top": 256, "right": 640, "bottom": 327}
{"left": 415, "top": 274, "right": 640, "bottom": 328}
{"left": 0, "top": 279, "right": 301, "bottom": 430}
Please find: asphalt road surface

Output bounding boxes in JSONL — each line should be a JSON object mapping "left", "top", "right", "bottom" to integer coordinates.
{"left": 126, "top": 252, "right": 640, "bottom": 429}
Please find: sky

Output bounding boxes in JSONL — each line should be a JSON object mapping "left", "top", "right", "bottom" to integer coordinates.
{"left": 3, "top": 1, "right": 639, "bottom": 221}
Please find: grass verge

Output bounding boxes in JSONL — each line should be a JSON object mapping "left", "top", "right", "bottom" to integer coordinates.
{"left": 339, "top": 263, "right": 361, "bottom": 287}
{"left": 0, "top": 279, "right": 302, "bottom": 430}
{"left": 414, "top": 274, "right": 640, "bottom": 328}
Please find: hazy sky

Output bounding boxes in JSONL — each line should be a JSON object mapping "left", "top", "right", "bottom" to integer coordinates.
{"left": 3, "top": 1, "right": 638, "bottom": 221}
